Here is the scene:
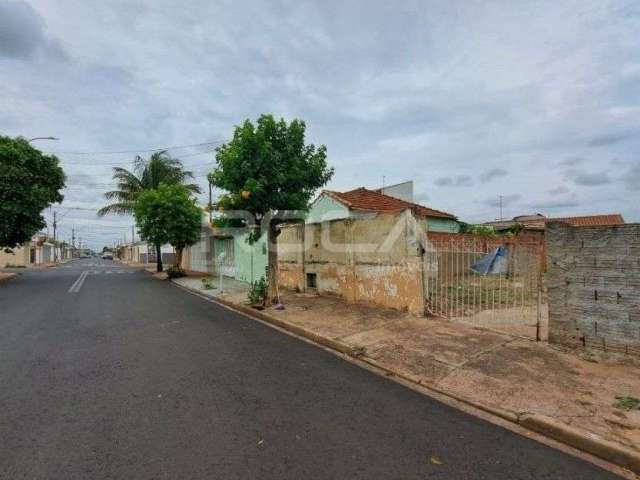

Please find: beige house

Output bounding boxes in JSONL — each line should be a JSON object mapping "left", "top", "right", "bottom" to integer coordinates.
{"left": 0, "top": 243, "right": 32, "bottom": 268}
{"left": 278, "top": 209, "right": 428, "bottom": 315}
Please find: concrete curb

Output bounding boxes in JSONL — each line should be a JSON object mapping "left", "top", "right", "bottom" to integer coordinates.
{"left": 358, "top": 356, "right": 521, "bottom": 423}
{"left": 0, "top": 273, "right": 17, "bottom": 284}
{"left": 171, "top": 279, "right": 640, "bottom": 475}
{"left": 520, "top": 414, "right": 640, "bottom": 474}
{"left": 207, "top": 293, "right": 364, "bottom": 357}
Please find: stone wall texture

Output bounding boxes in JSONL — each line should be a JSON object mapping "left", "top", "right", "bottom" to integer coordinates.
{"left": 546, "top": 222, "right": 640, "bottom": 355}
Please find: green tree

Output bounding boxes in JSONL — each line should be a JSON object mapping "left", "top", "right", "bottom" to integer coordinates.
{"left": 0, "top": 136, "right": 65, "bottom": 250}
{"left": 98, "top": 151, "right": 201, "bottom": 272}
{"left": 208, "top": 115, "right": 333, "bottom": 303}
{"left": 134, "top": 184, "right": 202, "bottom": 272}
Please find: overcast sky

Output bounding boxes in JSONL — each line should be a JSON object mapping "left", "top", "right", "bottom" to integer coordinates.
{"left": 1, "top": 0, "right": 639, "bottom": 249}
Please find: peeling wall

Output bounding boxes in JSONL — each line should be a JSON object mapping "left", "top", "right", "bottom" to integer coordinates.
{"left": 278, "top": 210, "right": 425, "bottom": 314}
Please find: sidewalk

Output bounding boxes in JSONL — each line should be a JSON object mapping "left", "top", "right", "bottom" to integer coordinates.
{"left": 0, "top": 272, "right": 17, "bottom": 284}
{"left": 173, "top": 275, "right": 640, "bottom": 473}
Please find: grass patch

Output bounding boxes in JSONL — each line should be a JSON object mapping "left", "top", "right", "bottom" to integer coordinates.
{"left": 615, "top": 396, "right": 640, "bottom": 411}
{"left": 201, "top": 277, "right": 214, "bottom": 290}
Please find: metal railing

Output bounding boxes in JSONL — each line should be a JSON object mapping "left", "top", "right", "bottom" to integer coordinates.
{"left": 424, "top": 237, "right": 546, "bottom": 340}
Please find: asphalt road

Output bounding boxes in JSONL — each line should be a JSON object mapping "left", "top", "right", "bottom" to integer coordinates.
{"left": 0, "top": 259, "right": 621, "bottom": 479}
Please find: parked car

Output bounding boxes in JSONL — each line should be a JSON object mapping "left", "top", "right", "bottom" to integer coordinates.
{"left": 101, "top": 253, "right": 113, "bottom": 260}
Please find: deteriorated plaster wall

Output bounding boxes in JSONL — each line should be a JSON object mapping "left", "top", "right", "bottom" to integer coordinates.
{"left": 278, "top": 210, "right": 426, "bottom": 315}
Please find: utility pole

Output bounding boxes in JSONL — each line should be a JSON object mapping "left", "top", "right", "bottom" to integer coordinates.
{"left": 52, "top": 211, "right": 57, "bottom": 262}
{"left": 208, "top": 181, "right": 213, "bottom": 224}
{"left": 71, "top": 228, "right": 76, "bottom": 257}
{"left": 499, "top": 195, "right": 503, "bottom": 221}
{"left": 131, "top": 225, "right": 135, "bottom": 244}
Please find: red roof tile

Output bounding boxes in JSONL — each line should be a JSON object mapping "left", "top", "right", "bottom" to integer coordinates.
{"left": 323, "top": 187, "right": 456, "bottom": 219}
{"left": 547, "top": 214, "right": 625, "bottom": 227}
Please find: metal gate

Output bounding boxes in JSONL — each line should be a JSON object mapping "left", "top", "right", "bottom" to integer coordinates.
{"left": 213, "top": 237, "right": 235, "bottom": 277}
{"left": 424, "top": 237, "right": 546, "bottom": 340}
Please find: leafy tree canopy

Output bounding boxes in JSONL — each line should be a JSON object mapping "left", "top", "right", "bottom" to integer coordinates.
{"left": 0, "top": 136, "right": 65, "bottom": 249}
{"left": 133, "top": 184, "right": 202, "bottom": 260}
{"left": 207, "top": 114, "right": 333, "bottom": 303}
{"left": 208, "top": 114, "right": 334, "bottom": 228}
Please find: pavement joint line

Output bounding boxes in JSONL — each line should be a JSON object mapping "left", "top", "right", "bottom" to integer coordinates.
{"left": 169, "top": 277, "right": 640, "bottom": 477}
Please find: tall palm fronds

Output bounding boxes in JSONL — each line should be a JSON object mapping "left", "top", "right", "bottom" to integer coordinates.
{"left": 97, "top": 151, "right": 201, "bottom": 217}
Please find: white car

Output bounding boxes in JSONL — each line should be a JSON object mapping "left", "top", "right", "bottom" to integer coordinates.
{"left": 101, "top": 253, "right": 113, "bottom": 260}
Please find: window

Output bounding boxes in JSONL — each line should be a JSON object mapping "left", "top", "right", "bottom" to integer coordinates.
{"left": 306, "top": 272, "right": 317, "bottom": 289}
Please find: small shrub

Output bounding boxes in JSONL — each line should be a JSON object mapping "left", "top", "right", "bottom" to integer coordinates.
{"left": 5, "top": 264, "right": 26, "bottom": 268}
{"left": 201, "top": 277, "right": 214, "bottom": 289}
{"left": 166, "top": 266, "right": 186, "bottom": 279}
{"left": 248, "top": 277, "right": 268, "bottom": 305}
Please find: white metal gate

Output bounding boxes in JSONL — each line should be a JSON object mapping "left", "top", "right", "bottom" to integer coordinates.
{"left": 214, "top": 237, "right": 235, "bottom": 277}
{"left": 424, "top": 238, "right": 546, "bottom": 340}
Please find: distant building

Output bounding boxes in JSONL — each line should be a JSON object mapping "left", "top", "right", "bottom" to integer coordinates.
{"left": 484, "top": 213, "right": 625, "bottom": 234}
{"left": 375, "top": 180, "right": 414, "bottom": 203}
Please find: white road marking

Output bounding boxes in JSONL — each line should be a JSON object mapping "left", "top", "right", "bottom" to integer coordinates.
{"left": 68, "top": 270, "right": 88, "bottom": 293}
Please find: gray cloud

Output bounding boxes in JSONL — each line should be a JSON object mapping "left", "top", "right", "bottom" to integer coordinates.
{"left": 528, "top": 197, "right": 580, "bottom": 209}
{"left": 435, "top": 175, "right": 473, "bottom": 187}
{"left": 2, "top": 0, "right": 640, "bottom": 245}
{"left": 548, "top": 185, "right": 571, "bottom": 195}
{"left": 0, "top": 0, "right": 66, "bottom": 60}
{"left": 567, "top": 170, "right": 612, "bottom": 186}
{"left": 588, "top": 130, "right": 639, "bottom": 147}
{"left": 557, "top": 156, "right": 584, "bottom": 168}
{"left": 624, "top": 164, "right": 640, "bottom": 191}
{"left": 479, "top": 168, "right": 508, "bottom": 182}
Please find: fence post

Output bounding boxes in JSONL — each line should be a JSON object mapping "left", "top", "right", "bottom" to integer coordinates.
{"left": 536, "top": 268, "right": 542, "bottom": 342}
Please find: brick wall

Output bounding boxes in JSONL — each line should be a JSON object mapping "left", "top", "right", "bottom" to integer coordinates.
{"left": 546, "top": 222, "right": 640, "bottom": 356}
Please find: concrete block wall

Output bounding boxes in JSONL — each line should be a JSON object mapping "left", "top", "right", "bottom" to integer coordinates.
{"left": 546, "top": 222, "right": 640, "bottom": 355}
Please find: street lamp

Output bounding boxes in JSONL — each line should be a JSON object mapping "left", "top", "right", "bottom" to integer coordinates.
{"left": 28, "top": 136, "right": 59, "bottom": 143}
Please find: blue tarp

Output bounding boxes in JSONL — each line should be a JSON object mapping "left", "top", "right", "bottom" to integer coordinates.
{"left": 470, "top": 246, "right": 508, "bottom": 275}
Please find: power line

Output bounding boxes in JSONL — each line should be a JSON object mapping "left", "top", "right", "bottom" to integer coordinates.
{"left": 51, "top": 206, "right": 98, "bottom": 211}
{"left": 47, "top": 139, "right": 224, "bottom": 156}
{"left": 58, "top": 149, "right": 219, "bottom": 166}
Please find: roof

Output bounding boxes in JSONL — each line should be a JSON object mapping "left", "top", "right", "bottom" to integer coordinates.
{"left": 485, "top": 213, "right": 624, "bottom": 230}
{"left": 323, "top": 187, "right": 456, "bottom": 219}
{"left": 547, "top": 214, "right": 625, "bottom": 227}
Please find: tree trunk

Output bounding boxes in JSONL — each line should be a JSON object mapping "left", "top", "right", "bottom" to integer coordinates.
{"left": 155, "top": 243, "right": 163, "bottom": 272}
{"left": 175, "top": 248, "right": 183, "bottom": 271}
{"left": 266, "top": 226, "right": 280, "bottom": 305}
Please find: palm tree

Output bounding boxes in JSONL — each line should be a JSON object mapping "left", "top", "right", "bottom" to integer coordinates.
{"left": 98, "top": 151, "right": 201, "bottom": 272}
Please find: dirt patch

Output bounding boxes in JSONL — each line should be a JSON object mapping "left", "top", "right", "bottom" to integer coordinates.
{"left": 461, "top": 341, "right": 585, "bottom": 388}
{"left": 366, "top": 343, "right": 453, "bottom": 384}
